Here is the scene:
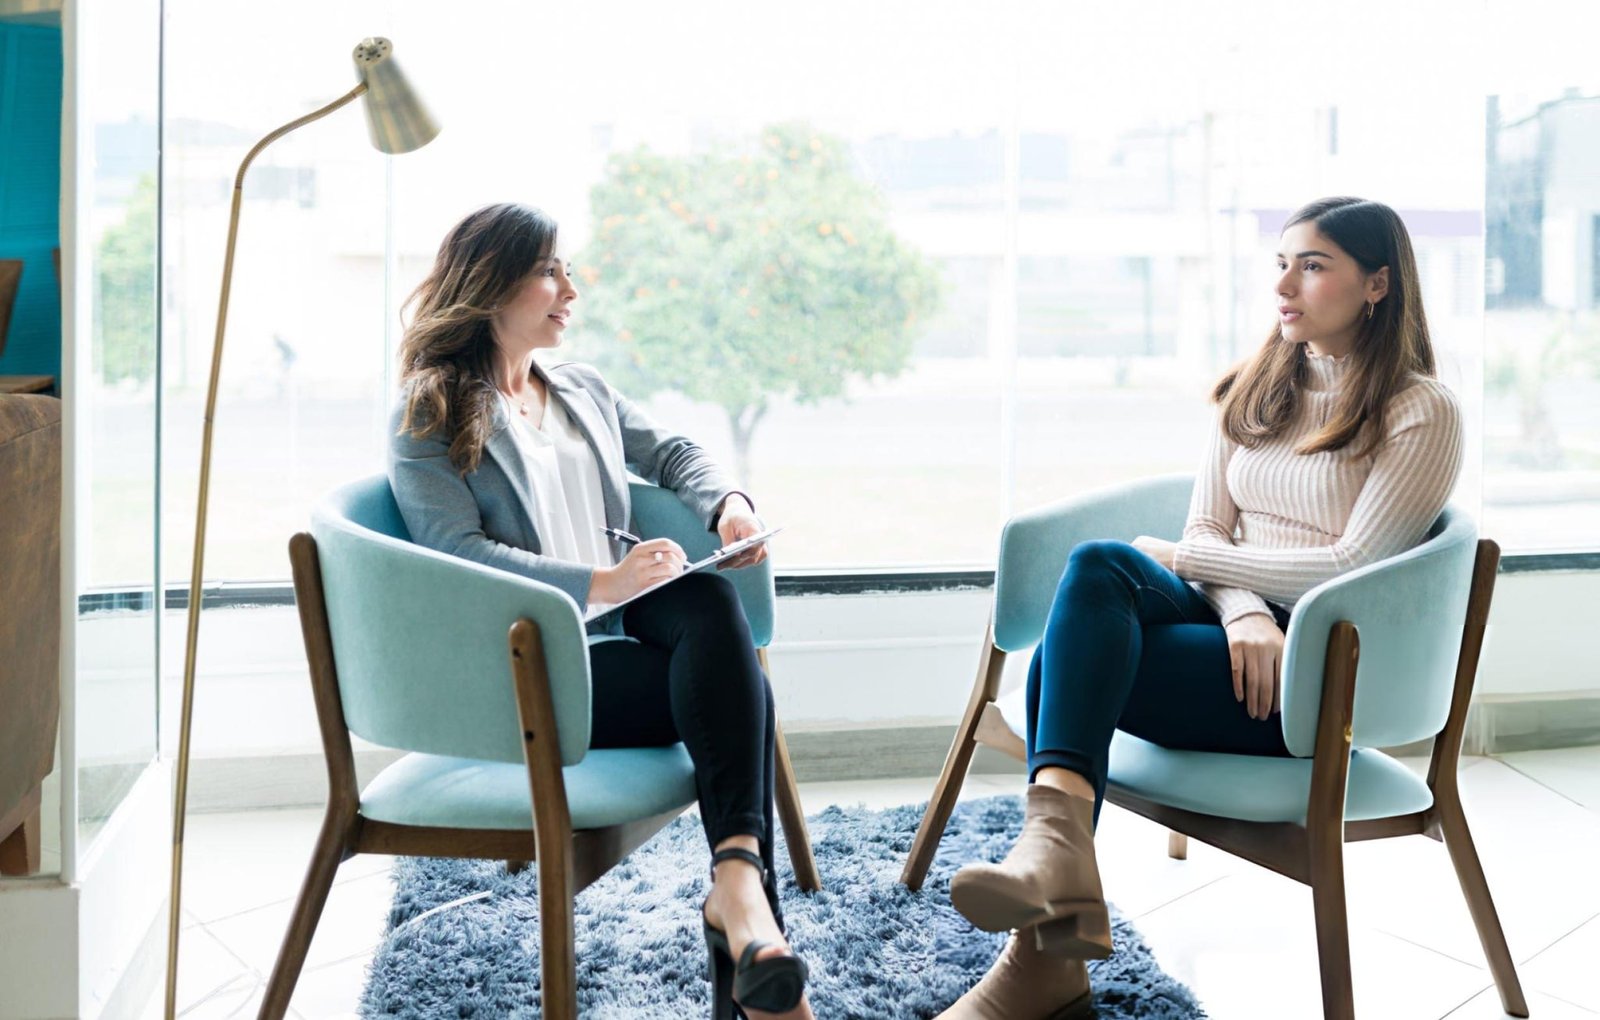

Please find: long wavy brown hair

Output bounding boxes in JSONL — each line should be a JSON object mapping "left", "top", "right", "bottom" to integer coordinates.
{"left": 397, "top": 203, "right": 559, "bottom": 474}
{"left": 1213, "top": 197, "right": 1436, "bottom": 457}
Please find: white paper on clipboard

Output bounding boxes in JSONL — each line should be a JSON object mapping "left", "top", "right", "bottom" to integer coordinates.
{"left": 584, "top": 526, "right": 784, "bottom": 622}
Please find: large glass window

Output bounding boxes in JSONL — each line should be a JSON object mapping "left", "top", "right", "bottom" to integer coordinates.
{"left": 77, "top": 0, "right": 160, "bottom": 851}
{"left": 162, "top": 2, "right": 395, "bottom": 585}
{"left": 1484, "top": 90, "right": 1600, "bottom": 551}
{"left": 161, "top": 0, "right": 1596, "bottom": 584}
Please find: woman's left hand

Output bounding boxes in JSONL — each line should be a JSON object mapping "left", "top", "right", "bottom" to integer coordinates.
{"left": 716, "top": 494, "right": 769, "bottom": 570}
{"left": 1132, "top": 535, "right": 1178, "bottom": 571}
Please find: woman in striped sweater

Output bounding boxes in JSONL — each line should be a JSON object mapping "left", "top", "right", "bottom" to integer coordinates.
{"left": 938, "top": 197, "right": 1464, "bottom": 1019}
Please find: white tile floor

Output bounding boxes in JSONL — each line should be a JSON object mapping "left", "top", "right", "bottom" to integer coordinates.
{"left": 153, "top": 750, "right": 1600, "bottom": 1019}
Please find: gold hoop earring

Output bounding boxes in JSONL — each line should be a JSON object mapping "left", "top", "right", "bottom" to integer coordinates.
{"left": 1365, "top": 300, "right": 1375, "bottom": 321}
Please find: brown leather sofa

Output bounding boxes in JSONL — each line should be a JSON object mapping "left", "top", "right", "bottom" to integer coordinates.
{"left": 0, "top": 394, "right": 60, "bottom": 875}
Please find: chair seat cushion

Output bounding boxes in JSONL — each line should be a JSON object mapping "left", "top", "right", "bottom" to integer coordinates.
{"left": 1106, "top": 731, "right": 1435, "bottom": 824}
{"left": 360, "top": 744, "right": 697, "bottom": 832}
{"left": 995, "top": 688, "right": 1433, "bottom": 824}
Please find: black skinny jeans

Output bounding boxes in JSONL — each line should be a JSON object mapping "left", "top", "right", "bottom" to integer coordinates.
{"left": 587, "top": 571, "right": 783, "bottom": 926}
{"left": 1026, "top": 539, "right": 1294, "bottom": 825}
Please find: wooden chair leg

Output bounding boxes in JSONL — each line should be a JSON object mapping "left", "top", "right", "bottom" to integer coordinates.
{"left": 1166, "top": 830, "right": 1188, "bottom": 861}
{"left": 1306, "top": 621, "right": 1358, "bottom": 1020}
{"left": 1309, "top": 838, "right": 1356, "bottom": 1020}
{"left": 258, "top": 806, "right": 355, "bottom": 1019}
{"left": 900, "top": 632, "right": 1006, "bottom": 891}
{"left": 511, "top": 619, "right": 580, "bottom": 1020}
{"left": 1436, "top": 788, "right": 1530, "bottom": 1017}
{"left": 538, "top": 844, "right": 578, "bottom": 1020}
{"left": 773, "top": 719, "right": 821, "bottom": 892}
{"left": 0, "top": 792, "right": 42, "bottom": 876}
{"left": 757, "top": 648, "right": 821, "bottom": 893}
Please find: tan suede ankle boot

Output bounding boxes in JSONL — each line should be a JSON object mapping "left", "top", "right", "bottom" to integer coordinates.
{"left": 949, "top": 784, "right": 1112, "bottom": 958}
{"left": 936, "top": 930, "right": 1096, "bottom": 1019}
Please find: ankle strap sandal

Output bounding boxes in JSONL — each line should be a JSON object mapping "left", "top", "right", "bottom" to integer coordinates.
{"left": 701, "top": 847, "right": 809, "bottom": 1018}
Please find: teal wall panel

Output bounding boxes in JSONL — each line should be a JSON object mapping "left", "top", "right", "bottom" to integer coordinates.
{"left": 0, "top": 24, "right": 63, "bottom": 381}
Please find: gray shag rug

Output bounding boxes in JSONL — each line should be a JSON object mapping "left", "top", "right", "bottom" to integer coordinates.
{"left": 359, "top": 796, "right": 1206, "bottom": 1019}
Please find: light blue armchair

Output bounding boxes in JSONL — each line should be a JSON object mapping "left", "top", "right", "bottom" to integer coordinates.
{"left": 258, "top": 475, "right": 817, "bottom": 1020}
{"left": 900, "top": 475, "right": 1527, "bottom": 1020}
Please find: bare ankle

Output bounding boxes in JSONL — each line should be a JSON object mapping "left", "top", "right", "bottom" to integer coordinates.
{"left": 1033, "top": 767, "right": 1096, "bottom": 803}
{"left": 712, "top": 838, "right": 766, "bottom": 892}
{"left": 707, "top": 841, "right": 781, "bottom": 942}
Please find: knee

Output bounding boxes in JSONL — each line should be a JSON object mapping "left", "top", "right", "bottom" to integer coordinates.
{"left": 673, "top": 572, "right": 752, "bottom": 638}
{"left": 1065, "top": 539, "right": 1138, "bottom": 577}
{"left": 675, "top": 570, "right": 740, "bottom": 610}
{"left": 1057, "top": 539, "right": 1139, "bottom": 596}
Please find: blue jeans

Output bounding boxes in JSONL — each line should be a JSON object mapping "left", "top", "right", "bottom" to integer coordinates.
{"left": 1026, "top": 540, "right": 1292, "bottom": 822}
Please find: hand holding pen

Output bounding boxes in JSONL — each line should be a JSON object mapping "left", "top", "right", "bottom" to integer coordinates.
{"left": 592, "top": 527, "right": 687, "bottom": 603}
{"left": 605, "top": 522, "right": 768, "bottom": 574}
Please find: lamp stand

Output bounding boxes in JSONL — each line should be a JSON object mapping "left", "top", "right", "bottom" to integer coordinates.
{"left": 164, "top": 80, "right": 370, "bottom": 1020}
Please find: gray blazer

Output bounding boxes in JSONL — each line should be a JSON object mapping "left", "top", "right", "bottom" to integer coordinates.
{"left": 387, "top": 360, "right": 744, "bottom": 631}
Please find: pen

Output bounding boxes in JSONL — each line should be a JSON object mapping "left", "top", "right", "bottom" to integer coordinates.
{"left": 602, "top": 526, "right": 642, "bottom": 546}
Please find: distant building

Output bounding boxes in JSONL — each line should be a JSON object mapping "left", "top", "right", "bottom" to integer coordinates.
{"left": 1487, "top": 91, "right": 1600, "bottom": 312}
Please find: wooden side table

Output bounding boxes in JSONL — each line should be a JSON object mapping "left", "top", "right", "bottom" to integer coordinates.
{"left": 0, "top": 375, "right": 54, "bottom": 395}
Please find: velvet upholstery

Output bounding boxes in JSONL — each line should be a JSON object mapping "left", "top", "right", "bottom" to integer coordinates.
{"left": 263, "top": 473, "right": 756, "bottom": 1019}
{"left": 361, "top": 746, "right": 697, "bottom": 831}
{"left": 1109, "top": 734, "right": 1434, "bottom": 824}
{"left": 985, "top": 475, "right": 1475, "bottom": 820}
{"left": 314, "top": 478, "right": 593, "bottom": 767}
{"left": 627, "top": 481, "right": 776, "bottom": 649}
{"left": 995, "top": 688, "right": 1431, "bottom": 823}
{"left": 1278, "top": 507, "right": 1476, "bottom": 757}
{"left": 993, "top": 474, "right": 1193, "bottom": 653}
{"left": 311, "top": 474, "right": 779, "bottom": 771}
{"left": 904, "top": 475, "right": 1527, "bottom": 1020}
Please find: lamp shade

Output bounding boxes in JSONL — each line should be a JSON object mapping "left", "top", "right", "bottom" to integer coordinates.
{"left": 352, "top": 37, "right": 440, "bottom": 154}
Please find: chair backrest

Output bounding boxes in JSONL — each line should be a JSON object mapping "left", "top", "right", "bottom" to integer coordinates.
{"left": 989, "top": 474, "right": 1482, "bottom": 759}
{"left": 0, "top": 260, "right": 23, "bottom": 358}
{"left": 309, "top": 475, "right": 593, "bottom": 767}
{"left": 993, "top": 474, "right": 1193, "bottom": 652}
{"left": 627, "top": 482, "right": 777, "bottom": 648}
{"left": 1279, "top": 505, "right": 1478, "bottom": 757}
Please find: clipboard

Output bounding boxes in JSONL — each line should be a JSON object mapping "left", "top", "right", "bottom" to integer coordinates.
{"left": 584, "top": 526, "right": 783, "bottom": 622}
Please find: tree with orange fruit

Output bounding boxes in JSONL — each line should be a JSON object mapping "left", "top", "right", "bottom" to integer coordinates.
{"left": 575, "top": 121, "right": 943, "bottom": 484}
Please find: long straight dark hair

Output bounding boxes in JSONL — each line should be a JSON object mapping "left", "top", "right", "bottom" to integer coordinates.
{"left": 397, "top": 203, "right": 558, "bottom": 474}
{"left": 1213, "top": 197, "right": 1436, "bottom": 457}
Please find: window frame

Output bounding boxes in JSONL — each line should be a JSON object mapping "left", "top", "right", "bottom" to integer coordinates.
{"left": 79, "top": 549, "right": 1599, "bottom": 616}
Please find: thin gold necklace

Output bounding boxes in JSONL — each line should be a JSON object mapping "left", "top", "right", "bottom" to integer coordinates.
{"left": 504, "top": 385, "right": 537, "bottom": 418}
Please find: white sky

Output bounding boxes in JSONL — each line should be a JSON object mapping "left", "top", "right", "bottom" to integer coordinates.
{"left": 136, "top": 0, "right": 1596, "bottom": 230}
{"left": 147, "top": 0, "right": 1600, "bottom": 124}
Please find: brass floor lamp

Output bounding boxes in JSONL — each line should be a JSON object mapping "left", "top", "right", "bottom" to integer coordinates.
{"left": 164, "top": 37, "right": 438, "bottom": 1018}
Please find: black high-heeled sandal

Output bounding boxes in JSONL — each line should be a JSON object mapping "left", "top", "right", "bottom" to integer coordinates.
{"left": 702, "top": 846, "right": 809, "bottom": 1019}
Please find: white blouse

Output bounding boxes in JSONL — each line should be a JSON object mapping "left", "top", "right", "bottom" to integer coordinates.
{"left": 501, "top": 393, "right": 616, "bottom": 576}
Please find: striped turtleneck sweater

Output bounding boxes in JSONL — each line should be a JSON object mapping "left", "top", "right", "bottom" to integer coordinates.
{"left": 1173, "top": 352, "right": 1464, "bottom": 626}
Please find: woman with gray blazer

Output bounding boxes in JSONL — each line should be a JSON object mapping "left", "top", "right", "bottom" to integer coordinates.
{"left": 388, "top": 203, "right": 811, "bottom": 1020}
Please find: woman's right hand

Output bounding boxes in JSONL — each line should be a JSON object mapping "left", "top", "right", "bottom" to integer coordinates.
{"left": 589, "top": 538, "right": 687, "bottom": 605}
{"left": 1224, "top": 612, "right": 1285, "bottom": 721}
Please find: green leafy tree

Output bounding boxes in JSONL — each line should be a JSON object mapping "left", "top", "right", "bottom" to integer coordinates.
{"left": 574, "top": 122, "right": 944, "bottom": 484}
{"left": 94, "top": 173, "right": 158, "bottom": 385}
{"left": 1486, "top": 311, "right": 1600, "bottom": 468}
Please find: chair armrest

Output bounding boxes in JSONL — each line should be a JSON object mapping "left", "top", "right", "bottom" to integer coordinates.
{"left": 312, "top": 508, "right": 594, "bottom": 767}
{"left": 993, "top": 474, "right": 1192, "bottom": 652}
{"left": 628, "top": 481, "right": 776, "bottom": 648}
{"left": 1279, "top": 508, "right": 1478, "bottom": 758}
